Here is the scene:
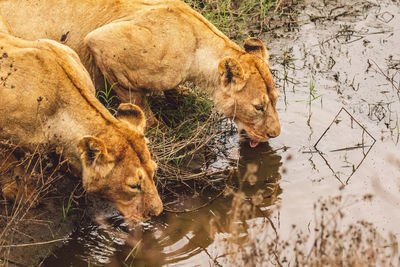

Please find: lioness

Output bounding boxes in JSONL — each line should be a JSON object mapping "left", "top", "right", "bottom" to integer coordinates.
{"left": 0, "top": 0, "right": 281, "bottom": 147}
{"left": 0, "top": 21, "right": 162, "bottom": 222}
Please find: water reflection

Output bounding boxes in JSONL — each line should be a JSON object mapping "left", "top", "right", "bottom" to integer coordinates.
{"left": 236, "top": 142, "right": 282, "bottom": 206}
{"left": 314, "top": 108, "right": 376, "bottom": 184}
{"left": 43, "top": 142, "right": 282, "bottom": 266}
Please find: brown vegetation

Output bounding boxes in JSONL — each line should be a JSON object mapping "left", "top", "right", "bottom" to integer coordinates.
{"left": 212, "top": 192, "right": 399, "bottom": 266}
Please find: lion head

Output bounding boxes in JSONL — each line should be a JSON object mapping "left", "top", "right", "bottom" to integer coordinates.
{"left": 216, "top": 37, "right": 280, "bottom": 147}
{"left": 77, "top": 103, "right": 163, "bottom": 222}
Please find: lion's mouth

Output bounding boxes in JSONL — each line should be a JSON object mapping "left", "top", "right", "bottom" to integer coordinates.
{"left": 240, "top": 130, "right": 264, "bottom": 148}
{"left": 249, "top": 140, "right": 260, "bottom": 148}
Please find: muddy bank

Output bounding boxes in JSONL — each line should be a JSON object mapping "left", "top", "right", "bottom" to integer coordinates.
{"left": 0, "top": 175, "right": 78, "bottom": 266}
{"left": 0, "top": 161, "right": 119, "bottom": 267}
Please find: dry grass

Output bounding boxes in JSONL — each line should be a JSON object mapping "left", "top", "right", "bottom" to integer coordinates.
{"left": 0, "top": 140, "right": 72, "bottom": 265}
{"left": 211, "top": 190, "right": 400, "bottom": 266}
{"left": 146, "top": 89, "right": 236, "bottom": 212}
{"left": 148, "top": 90, "right": 227, "bottom": 180}
{"left": 204, "top": 157, "right": 400, "bottom": 266}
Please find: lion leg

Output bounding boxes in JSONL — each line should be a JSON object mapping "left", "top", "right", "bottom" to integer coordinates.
{"left": 1, "top": 153, "right": 19, "bottom": 201}
{"left": 164, "top": 85, "right": 192, "bottom": 105}
{"left": 114, "top": 86, "right": 159, "bottom": 128}
{"left": 2, "top": 176, "right": 38, "bottom": 206}
{"left": 1, "top": 154, "right": 38, "bottom": 205}
{"left": 1, "top": 180, "right": 18, "bottom": 201}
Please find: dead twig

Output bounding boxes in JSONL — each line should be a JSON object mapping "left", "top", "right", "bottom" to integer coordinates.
{"left": 0, "top": 237, "right": 69, "bottom": 248}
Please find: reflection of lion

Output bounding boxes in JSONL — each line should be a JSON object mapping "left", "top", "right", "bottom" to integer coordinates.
{"left": 0, "top": 22, "right": 162, "bottom": 222}
{"left": 0, "top": 0, "right": 281, "bottom": 146}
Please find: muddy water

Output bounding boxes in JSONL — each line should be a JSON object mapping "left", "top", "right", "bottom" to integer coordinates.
{"left": 44, "top": 0, "right": 400, "bottom": 265}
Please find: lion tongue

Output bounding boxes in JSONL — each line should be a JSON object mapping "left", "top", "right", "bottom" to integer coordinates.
{"left": 249, "top": 140, "right": 259, "bottom": 148}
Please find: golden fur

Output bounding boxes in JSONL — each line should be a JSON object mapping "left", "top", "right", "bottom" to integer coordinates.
{"left": 0, "top": 23, "right": 162, "bottom": 222}
{"left": 0, "top": 0, "right": 280, "bottom": 144}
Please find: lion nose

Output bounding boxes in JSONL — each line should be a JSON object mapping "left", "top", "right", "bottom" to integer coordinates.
{"left": 145, "top": 205, "right": 163, "bottom": 218}
{"left": 151, "top": 203, "right": 163, "bottom": 216}
{"left": 268, "top": 124, "right": 281, "bottom": 138}
{"left": 144, "top": 194, "right": 163, "bottom": 217}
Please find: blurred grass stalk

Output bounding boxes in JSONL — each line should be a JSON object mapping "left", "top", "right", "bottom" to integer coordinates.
{"left": 212, "top": 193, "right": 400, "bottom": 266}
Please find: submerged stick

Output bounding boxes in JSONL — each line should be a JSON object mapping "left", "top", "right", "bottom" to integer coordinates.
{"left": 0, "top": 237, "right": 69, "bottom": 248}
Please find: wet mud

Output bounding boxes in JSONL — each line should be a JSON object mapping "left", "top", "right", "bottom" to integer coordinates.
{"left": 4, "top": 0, "right": 400, "bottom": 265}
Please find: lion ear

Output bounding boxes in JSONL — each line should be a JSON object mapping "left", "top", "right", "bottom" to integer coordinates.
{"left": 117, "top": 103, "right": 146, "bottom": 133}
{"left": 218, "top": 57, "right": 246, "bottom": 92}
{"left": 78, "top": 136, "right": 109, "bottom": 166}
{"left": 244, "top": 37, "right": 269, "bottom": 61}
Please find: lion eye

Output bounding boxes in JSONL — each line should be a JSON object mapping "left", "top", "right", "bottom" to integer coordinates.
{"left": 254, "top": 105, "right": 264, "bottom": 112}
{"left": 129, "top": 184, "right": 142, "bottom": 191}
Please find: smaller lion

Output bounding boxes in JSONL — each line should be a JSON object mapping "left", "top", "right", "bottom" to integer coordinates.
{"left": 0, "top": 19, "right": 162, "bottom": 222}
